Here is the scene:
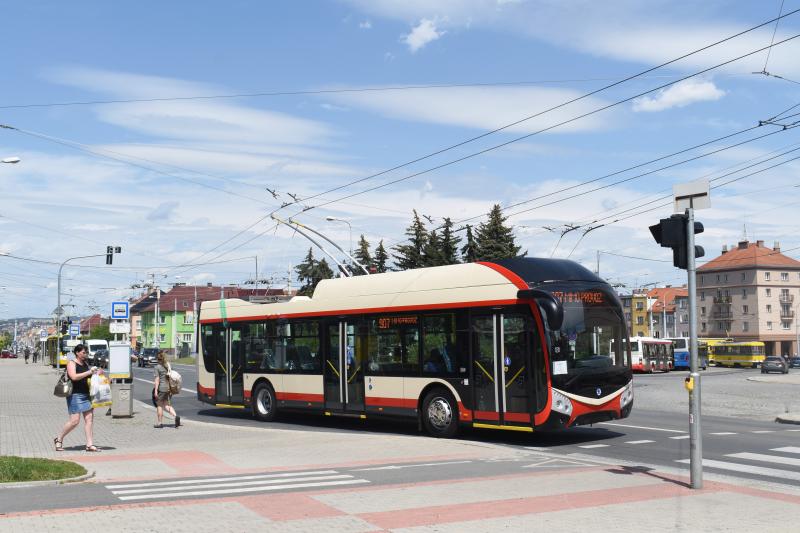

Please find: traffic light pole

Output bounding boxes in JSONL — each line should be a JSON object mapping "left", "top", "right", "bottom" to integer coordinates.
{"left": 686, "top": 206, "right": 703, "bottom": 489}
{"left": 57, "top": 253, "right": 106, "bottom": 371}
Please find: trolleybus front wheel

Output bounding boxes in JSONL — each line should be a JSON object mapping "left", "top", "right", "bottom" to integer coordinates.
{"left": 421, "top": 389, "right": 459, "bottom": 438}
{"left": 252, "top": 382, "right": 278, "bottom": 422}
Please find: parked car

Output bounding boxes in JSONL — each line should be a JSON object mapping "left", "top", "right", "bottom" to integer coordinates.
{"left": 761, "top": 356, "right": 789, "bottom": 374}
{"left": 789, "top": 356, "right": 800, "bottom": 369}
{"left": 0, "top": 349, "right": 13, "bottom": 359}
{"left": 138, "top": 348, "right": 158, "bottom": 367}
{"left": 94, "top": 348, "right": 109, "bottom": 368}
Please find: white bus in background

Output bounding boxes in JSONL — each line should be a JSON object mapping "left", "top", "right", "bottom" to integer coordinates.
{"left": 625, "top": 337, "right": 673, "bottom": 373}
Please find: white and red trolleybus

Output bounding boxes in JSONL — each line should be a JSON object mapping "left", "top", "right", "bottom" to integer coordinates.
{"left": 626, "top": 337, "right": 674, "bottom": 373}
{"left": 197, "top": 257, "right": 633, "bottom": 437}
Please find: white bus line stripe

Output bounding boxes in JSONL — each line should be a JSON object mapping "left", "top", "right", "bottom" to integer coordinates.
{"left": 132, "top": 376, "right": 194, "bottom": 394}
{"left": 106, "top": 470, "right": 340, "bottom": 490}
{"left": 111, "top": 475, "right": 354, "bottom": 495}
{"left": 709, "top": 432, "right": 737, "bottom": 436}
{"left": 785, "top": 429, "right": 800, "bottom": 432}
{"left": 751, "top": 430, "right": 775, "bottom": 434}
{"left": 726, "top": 452, "right": 800, "bottom": 468}
{"left": 624, "top": 440, "right": 655, "bottom": 445}
{"left": 598, "top": 422, "right": 685, "bottom": 434}
{"left": 353, "top": 461, "right": 472, "bottom": 472}
{"left": 669, "top": 435, "right": 690, "bottom": 440}
{"left": 578, "top": 444, "right": 610, "bottom": 449}
{"left": 675, "top": 459, "right": 800, "bottom": 482}
{"left": 116, "top": 479, "right": 370, "bottom": 501}
{"left": 771, "top": 446, "right": 800, "bottom": 454}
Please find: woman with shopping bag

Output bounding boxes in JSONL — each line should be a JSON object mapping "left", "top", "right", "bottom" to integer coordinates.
{"left": 54, "top": 344, "right": 101, "bottom": 452}
{"left": 153, "top": 351, "right": 181, "bottom": 428}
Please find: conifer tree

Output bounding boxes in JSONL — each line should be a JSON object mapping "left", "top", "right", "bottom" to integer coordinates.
{"left": 461, "top": 224, "right": 477, "bottom": 263}
{"left": 474, "top": 205, "right": 521, "bottom": 261}
{"left": 294, "top": 248, "right": 334, "bottom": 295}
{"left": 393, "top": 210, "right": 428, "bottom": 270}
{"left": 440, "top": 217, "right": 461, "bottom": 265}
{"left": 374, "top": 240, "right": 389, "bottom": 273}
{"left": 352, "top": 234, "right": 373, "bottom": 276}
{"left": 423, "top": 230, "right": 444, "bottom": 267}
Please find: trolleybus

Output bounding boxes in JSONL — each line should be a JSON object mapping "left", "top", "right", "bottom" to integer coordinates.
{"left": 708, "top": 340, "right": 766, "bottom": 368}
{"left": 626, "top": 337, "right": 673, "bottom": 373}
{"left": 668, "top": 337, "right": 708, "bottom": 370}
{"left": 197, "top": 258, "right": 633, "bottom": 437}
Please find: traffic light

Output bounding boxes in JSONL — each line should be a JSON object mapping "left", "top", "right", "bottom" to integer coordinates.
{"left": 649, "top": 214, "right": 705, "bottom": 269}
{"left": 60, "top": 322, "right": 68, "bottom": 335}
{"left": 106, "top": 245, "right": 113, "bottom": 265}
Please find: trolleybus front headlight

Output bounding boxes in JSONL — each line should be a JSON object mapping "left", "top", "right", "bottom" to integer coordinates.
{"left": 551, "top": 389, "right": 573, "bottom": 416}
{"left": 620, "top": 382, "right": 634, "bottom": 407}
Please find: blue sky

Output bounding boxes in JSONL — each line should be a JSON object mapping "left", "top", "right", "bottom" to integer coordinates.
{"left": 1, "top": 0, "right": 799, "bottom": 318}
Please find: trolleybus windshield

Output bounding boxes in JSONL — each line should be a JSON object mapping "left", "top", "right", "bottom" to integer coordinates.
{"left": 547, "top": 286, "right": 628, "bottom": 377}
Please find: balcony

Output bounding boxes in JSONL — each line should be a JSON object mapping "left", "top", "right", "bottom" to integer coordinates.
{"left": 713, "top": 312, "right": 733, "bottom": 319}
{"left": 780, "top": 309, "right": 795, "bottom": 319}
{"left": 713, "top": 296, "right": 731, "bottom": 305}
{"left": 779, "top": 294, "right": 795, "bottom": 303}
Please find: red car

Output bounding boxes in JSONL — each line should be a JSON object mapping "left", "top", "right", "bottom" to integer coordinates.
{"left": 0, "top": 349, "right": 15, "bottom": 359}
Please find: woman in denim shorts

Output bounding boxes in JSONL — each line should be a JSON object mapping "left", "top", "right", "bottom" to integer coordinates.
{"left": 54, "top": 344, "right": 101, "bottom": 452}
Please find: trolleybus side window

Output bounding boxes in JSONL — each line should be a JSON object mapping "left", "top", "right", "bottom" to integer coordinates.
{"left": 201, "top": 324, "right": 225, "bottom": 373}
{"left": 421, "top": 313, "right": 469, "bottom": 376}
{"left": 273, "top": 321, "right": 321, "bottom": 373}
{"left": 241, "top": 321, "right": 270, "bottom": 372}
{"left": 364, "top": 315, "right": 419, "bottom": 374}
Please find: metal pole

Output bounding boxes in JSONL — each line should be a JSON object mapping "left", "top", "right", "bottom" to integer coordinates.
{"left": 687, "top": 205, "right": 703, "bottom": 489}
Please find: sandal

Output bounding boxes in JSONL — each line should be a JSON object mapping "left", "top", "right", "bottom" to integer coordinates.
{"left": 54, "top": 437, "right": 64, "bottom": 452}
{"left": 85, "top": 445, "right": 101, "bottom": 452}
{"left": 153, "top": 424, "right": 163, "bottom": 429}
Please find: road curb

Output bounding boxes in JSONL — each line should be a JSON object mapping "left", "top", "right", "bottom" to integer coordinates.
{"left": 1, "top": 470, "right": 95, "bottom": 489}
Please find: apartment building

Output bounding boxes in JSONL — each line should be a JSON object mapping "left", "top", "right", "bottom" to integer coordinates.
{"left": 621, "top": 287, "right": 689, "bottom": 338}
{"left": 698, "top": 240, "right": 800, "bottom": 356}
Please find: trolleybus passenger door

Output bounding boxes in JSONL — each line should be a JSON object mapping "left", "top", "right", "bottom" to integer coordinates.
{"left": 325, "top": 322, "right": 363, "bottom": 412}
{"left": 472, "top": 314, "right": 533, "bottom": 426}
{"left": 214, "top": 325, "right": 245, "bottom": 404}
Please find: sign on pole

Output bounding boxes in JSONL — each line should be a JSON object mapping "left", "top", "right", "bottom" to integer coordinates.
{"left": 111, "top": 301, "right": 129, "bottom": 320}
{"left": 39, "top": 329, "right": 47, "bottom": 341}
{"left": 69, "top": 324, "right": 80, "bottom": 336}
{"left": 109, "top": 321, "right": 131, "bottom": 334}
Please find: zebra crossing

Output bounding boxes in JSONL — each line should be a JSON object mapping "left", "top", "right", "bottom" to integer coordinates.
{"left": 105, "top": 469, "right": 370, "bottom": 501}
{"left": 675, "top": 446, "right": 800, "bottom": 483}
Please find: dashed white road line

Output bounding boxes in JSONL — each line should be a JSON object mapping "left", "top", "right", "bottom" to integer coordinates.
{"left": 751, "top": 430, "right": 775, "bottom": 434}
{"left": 578, "top": 444, "right": 610, "bottom": 449}
{"left": 624, "top": 440, "right": 655, "bottom": 445}
{"left": 772, "top": 446, "right": 800, "bottom": 454}
{"left": 709, "top": 432, "right": 737, "bottom": 436}
{"left": 669, "top": 435, "right": 690, "bottom": 440}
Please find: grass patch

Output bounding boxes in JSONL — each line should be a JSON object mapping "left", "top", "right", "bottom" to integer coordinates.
{"left": 0, "top": 456, "right": 86, "bottom": 483}
{"left": 173, "top": 356, "right": 196, "bottom": 365}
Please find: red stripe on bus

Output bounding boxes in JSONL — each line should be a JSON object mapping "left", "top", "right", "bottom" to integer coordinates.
{"left": 503, "top": 412, "right": 531, "bottom": 423}
{"left": 473, "top": 410, "right": 500, "bottom": 421}
{"left": 276, "top": 392, "right": 324, "bottom": 403}
{"left": 477, "top": 262, "right": 529, "bottom": 290}
{"left": 365, "top": 397, "right": 418, "bottom": 409}
{"left": 458, "top": 403, "right": 473, "bottom": 421}
{"left": 198, "top": 384, "right": 214, "bottom": 396}
{"left": 568, "top": 396, "right": 621, "bottom": 425}
{"left": 199, "top": 299, "right": 520, "bottom": 324}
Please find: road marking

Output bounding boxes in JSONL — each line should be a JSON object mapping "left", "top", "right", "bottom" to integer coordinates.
{"left": 709, "top": 432, "right": 737, "bottom": 436}
{"left": 112, "top": 474, "right": 354, "bottom": 495}
{"left": 133, "top": 376, "right": 194, "bottom": 394}
{"left": 669, "top": 435, "right": 690, "bottom": 440}
{"left": 116, "top": 479, "right": 369, "bottom": 501}
{"left": 524, "top": 446, "right": 550, "bottom": 451}
{"left": 598, "top": 422, "right": 685, "bottom": 434}
{"left": 727, "top": 452, "right": 800, "bottom": 467}
{"left": 353, "top": 461, "right": 471, "bottom": 472}
{"left": 675, "top": 459, "right": 800, "bottom": 482}
{"left": 578, "top": 444, "right": 610, "bottom": 449}
{"left": 106, "top": 470, "right": 340, "bottom": 490}
{"left": 751, "top": 430, "right": 775, "bottom": 434}
{"left": 624, "top": 440, "right": 655, "bottom": 445}
{"left": 772, "top": 446, "right": 800, "bottom": 454}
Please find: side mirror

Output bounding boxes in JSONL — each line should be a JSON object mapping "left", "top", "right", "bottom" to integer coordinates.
{"left": 517, "top": 289, "right": 563, "bottom": 331}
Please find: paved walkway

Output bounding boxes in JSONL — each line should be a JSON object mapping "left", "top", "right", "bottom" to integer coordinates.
{"left": 2, "top": 357, "right": 800, "bottom": 531}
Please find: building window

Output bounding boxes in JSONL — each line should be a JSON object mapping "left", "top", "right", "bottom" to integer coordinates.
{"left": 159, "top": 334, "right": 166, "bottom": 342}
{"left": 782, "top": 321, "right": 791, "bottom": 330}
{"left": 183, "top": 301, "right": 189, "bottom": 308}
{"left": 766, "top": 288, "right": 771, "bottom": 297}
{"left": 724, "top": 274, "right": 728, "bottom": 282}
{"left": 680, "top": 300, "right": 687, "bottom": 309}
{"left": 741, "top": 272, "right": 746, "bottom": 282}
{"left": 742, "top": 321, "right": 749, "bottom": 332}
{"left": 637, "top": 317, "right": 644, "bottom": 325}
{"left": 724, "top": 289, "right": 729, "bottom": 297}
{"left": 701, "top": 306, "right": 706, "bottom": 316}
{"left": 742, "top": 288, "right": 747, "bottom": 299}
{"left": 717, "top": 322, "right": 723, "bottom": 330}
{"left": 701, "top": 322, "right": 707, "bottom": 332}
{"left": 716, "top": 274, "right": 721, "bottom": 282}
{"left": 181, "top": 333, "right": 193, "bottom": 343}
{"left": 781, "top": 272, "right": 789, "bottom": 281}
{"left": 680, "top": 314, "right": 688, "bottom": 324}
{"left": 700, "top": 275, "right": 704, "bottom": 285}
{"left": 742, "top": 305, "right": 749, "bottom": 314}
{"left": 767, "top": 304, "right": 772, "bottom": 313}
{"left": 623, "top": 300, "right": 630, "bottom": 308}
{"left": 765, "top": 272, "right": 771, "bottom": 281}
{"left": 636, "top": 302, "right": 643, "bottom": 310}
{"left": 767, "top": 321, "right": 773, "bottom": 330}
{"left": 158, "top": 316, "right": 166, "bottom": 324}
{"left": 625, "top": 313, "right": 631, "bottom": 322}
{"left": 183, "top": 311, "right": 194, "bottom": 324}
{"left": 700, "top": 292, "right": 705, "bottom": 301}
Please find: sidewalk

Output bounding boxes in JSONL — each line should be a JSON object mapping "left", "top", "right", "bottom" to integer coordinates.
{"left": 2, "top": 357, "right": 800, "bottom": 531}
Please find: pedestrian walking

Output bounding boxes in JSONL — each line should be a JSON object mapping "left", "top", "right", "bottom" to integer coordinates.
{"left": 153, "top": 351, "right": 180, "bottom": 428}
{"left": 24, "top": 347, "right": 30, "bottom": 364}
{"left": 54, "top": 344, "right": 101, "bottom": 452}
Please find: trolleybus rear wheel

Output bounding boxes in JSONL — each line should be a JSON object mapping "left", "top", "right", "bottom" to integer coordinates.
{"left": 421, "top": 388, "right": 459, "bottom": 438}
{"left": 252, "top": 382, "right": 278, "bottom": 422}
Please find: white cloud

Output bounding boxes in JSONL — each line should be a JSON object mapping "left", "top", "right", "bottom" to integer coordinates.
{"left": 402, "top": 18, "right": 445, "bottom": 53}
{"left": 359, "top": 20, "right": 372, "bottom": 29}
{"left": 633, "top": 79, "right": 726, "bottom": 112}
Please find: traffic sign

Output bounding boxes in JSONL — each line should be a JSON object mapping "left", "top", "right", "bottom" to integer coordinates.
{"left": 109, "top": 320, "right": 130, "bottom": 334}
{"left": 111, "top": 301, "right": 129, "bottom": 319}
{"left": 69, "top": 324, "right": 80, "bottom": 336}
{"left": 39, "top": 329, "right": 47, "bottom": 340}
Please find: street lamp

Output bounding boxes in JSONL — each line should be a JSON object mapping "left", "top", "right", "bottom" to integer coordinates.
{"left": 1, "top": 157, "right": 20, "bottom": 164}
{"left": 326, "top": 216, "right": 353, "bottom": 257}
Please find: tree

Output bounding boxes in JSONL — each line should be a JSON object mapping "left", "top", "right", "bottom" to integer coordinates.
{"left": 89, "top": 323, "right": 113, "bottom": 341}
{"left": 423, "top": 230, "right": 444, "bottom": 267}
{"left": 352, "top": 234, "right": 373, "bottom": 276}
{"left": 474, "top": 204, "right": 521, "bottom": 261}
{"left": 440, "top": 217, "right": 462, "bottom": 265}
{"left": 393, "top": 210, "right": 428, "bottom": 270}
{"left": 374, "top": 240, "right": 389, "bottom": 273}
{"left": 461, "top": 224, "right": 477, "bottom": 263}
{"left": 295, "top": 248, "right": 334, "bottom": 296}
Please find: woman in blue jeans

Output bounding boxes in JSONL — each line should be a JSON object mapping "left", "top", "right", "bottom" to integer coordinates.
{"left": 54, "top": 344, "right": 101, "bottom": 452}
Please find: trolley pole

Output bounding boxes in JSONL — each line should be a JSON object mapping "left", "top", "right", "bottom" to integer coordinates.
{"left": 686, "top": 205, "right": 703, "bottom": 489}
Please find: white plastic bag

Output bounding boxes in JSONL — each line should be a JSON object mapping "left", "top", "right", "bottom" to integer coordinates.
{"left": 90, "top": 373, "right": 112, "bottom": 408}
